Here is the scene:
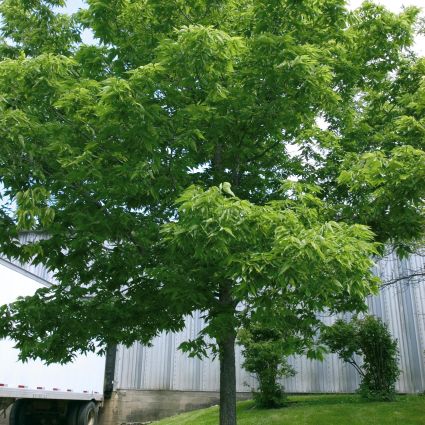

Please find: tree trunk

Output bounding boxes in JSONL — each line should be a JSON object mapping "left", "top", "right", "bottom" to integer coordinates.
{"left": 217, "top": 279, "right": 237, "bottom": 425}
{"left": 219, "top": 329, "right": 237, "bottom": 425}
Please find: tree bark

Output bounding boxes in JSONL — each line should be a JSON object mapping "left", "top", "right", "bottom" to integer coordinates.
{"left": 214, "top": 146, "right": 237, "bottom": 425}
{"left": 217, "top": 280, "right": 237, "bottom": 425}
{"left": 219, "top": 329, "right": 237, "bottom": 425}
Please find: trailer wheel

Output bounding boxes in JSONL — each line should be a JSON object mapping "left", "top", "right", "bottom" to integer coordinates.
{"left": 67, "top": 403, "right": 79, "bottom": 425}
{"left": 9, "top": 399, "right": 26, "bottom": 425}
{"left": 77, "top": 401, "right": 98, "bottom": 425}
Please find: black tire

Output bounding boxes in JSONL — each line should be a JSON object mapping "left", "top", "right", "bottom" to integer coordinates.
{"left": 9, "top": 400, "right": 26, "bottom": 425}
{"left": 77, "top": 402, "right": 98, "bottom": 425}
{"left": 67, "top": 403, "right": 79, "bottom": 425}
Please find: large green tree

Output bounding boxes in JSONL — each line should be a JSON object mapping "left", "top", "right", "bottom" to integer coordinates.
{"left": 0, "top": 1, "right": 424, "bottom": 424}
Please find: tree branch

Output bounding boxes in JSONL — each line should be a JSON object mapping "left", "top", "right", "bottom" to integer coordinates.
{"left": 380, "top": 269, "right": 425, "bottom": 288}
{"left": 173, "top": 1, "right": 195, "bottom": 25}
{"left": 347, "top": 358, "right": 365, "bottom": 377}
{"left": 246, "top": 140, "right": 282, "bottom": 163}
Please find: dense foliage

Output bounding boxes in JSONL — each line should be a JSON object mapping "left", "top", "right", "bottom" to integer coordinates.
{"left": 321, "top": 316, "right": 400, "bottom": 400}
{"left": 238, "top": 323, "right": 296, "bottom": 408}
{"left": 0, "top": 1, "right": 424, "bottom": 423}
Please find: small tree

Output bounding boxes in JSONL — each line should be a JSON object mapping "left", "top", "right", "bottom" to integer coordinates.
{"left": 238, "top": 323, "right": 296, "bottom": 408}
{"left": 238, "top": 295, "right": 325, "bottom": 408}
{"left": 321, "top": 315, "right": 400, "bottom": 400}
{"left": 158, "top": 182, "right": 380, "bottom": 422}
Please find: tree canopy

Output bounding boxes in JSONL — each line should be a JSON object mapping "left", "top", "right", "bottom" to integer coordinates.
{"left": 0, "top": 1, "right": 424, "bottom": 424}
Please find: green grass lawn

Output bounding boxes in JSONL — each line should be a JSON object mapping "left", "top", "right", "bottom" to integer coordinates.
{"left": 153, "top": 394, "right": 425, "bottom": 425}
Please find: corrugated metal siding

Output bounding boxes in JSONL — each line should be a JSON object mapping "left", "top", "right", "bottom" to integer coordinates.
{"left": 3, "top": 237, "right": 424, "bottom": 393}
{"left": 115, "top": 252, "right": 425, "bottom": 393}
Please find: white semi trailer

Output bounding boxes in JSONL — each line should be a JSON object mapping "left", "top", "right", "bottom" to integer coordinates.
{"left": 0, "top": 264, "right": 106, "bottom": 425}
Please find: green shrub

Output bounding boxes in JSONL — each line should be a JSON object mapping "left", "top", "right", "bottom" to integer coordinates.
{"left": 238, "top": 325, "right": 296, "bottom": 408}
{"left": 321, "top": 315, "right": 400, "bottom": 400}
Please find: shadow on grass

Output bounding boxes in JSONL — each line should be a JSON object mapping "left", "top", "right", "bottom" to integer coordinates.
{"left": 286, "top": 394, "right": 362, "bottom": 407}
{"left": 238, "top": 393, "right": 409, "bottom": 413}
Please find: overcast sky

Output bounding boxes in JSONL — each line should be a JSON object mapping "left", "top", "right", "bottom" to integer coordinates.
{"left": 0, "top": 0, "right": 424, "bottom": 295}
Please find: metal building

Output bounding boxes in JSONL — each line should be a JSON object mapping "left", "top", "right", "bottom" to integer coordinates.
{"left": 113, "top": 251, "right": 425, "bottom": 394}
{"left": 2, "top": 236, "right": 425, "bottom": 422}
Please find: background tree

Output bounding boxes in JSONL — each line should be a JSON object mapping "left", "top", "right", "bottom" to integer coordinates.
{"left": 0, "top": 1, "right": 424, "bottom": 424}
{"left": 321, "top": 315, "right": 400, "bottom": 400}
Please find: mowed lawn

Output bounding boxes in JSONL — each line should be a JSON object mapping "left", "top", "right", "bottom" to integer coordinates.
{"left": 154, "top": 394, "right": 425, "bottom": 425}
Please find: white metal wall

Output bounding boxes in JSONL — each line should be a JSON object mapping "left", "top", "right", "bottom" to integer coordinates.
{"left": 114, "top": 252, "right": 425, "bottom": 393}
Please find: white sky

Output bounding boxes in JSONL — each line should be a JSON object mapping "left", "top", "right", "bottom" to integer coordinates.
{"left": 0, "top": 0, "right": 424, "bottom": 295}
